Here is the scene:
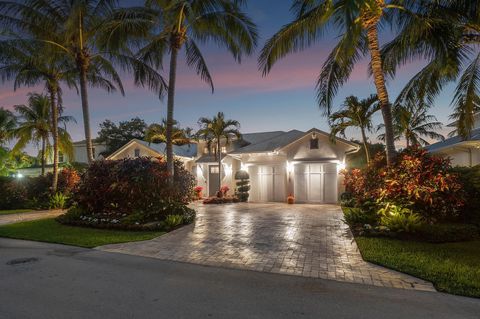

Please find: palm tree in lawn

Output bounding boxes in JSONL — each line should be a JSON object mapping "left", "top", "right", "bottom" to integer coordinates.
{"left": 13, "top": 93, "right": 75, "bottom": 176}
{"left": 145, "top": 119, "right": 192, "bottom": 146}
{"left": 139, "top": 0, "right": 258, "bottom": 179}
{"left": 0, "top": 107, "right": 16, "bottom": 145}
{"left": 0, "top": 0, "right": 166, "bottom": 163}
{"left": 0, "top": 39, "right": 77, "bottom": 190}
{"left": 379, "top": 101, "right": 444, "bottom": 148}
{"left": 259, "top": 0, "right": 423, "bottom": 165}
{"left": 381, "top": 1, "right": 480, "bottom": 139}
{"left": 329, "top": 95, "right": 380, "bottom": 163}
{"left": 197, "top": 112, "right": 241, "bottom": 192}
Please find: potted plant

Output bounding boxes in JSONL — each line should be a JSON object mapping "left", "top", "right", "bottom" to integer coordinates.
{"left": 194, "top": 186, "right": 203, "bottom": 200}
{"left": 287, "top": 194, "right": 295, "bottom": 204}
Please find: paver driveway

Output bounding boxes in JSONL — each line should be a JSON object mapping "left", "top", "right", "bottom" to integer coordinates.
{"left": 98, "top": 203, "right": 434, "bottom": 291}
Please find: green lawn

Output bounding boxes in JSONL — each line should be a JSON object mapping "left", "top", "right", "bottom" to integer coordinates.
{"left": 355, "top": 237, "right": 480, "bottom": 298}
{"left": 0, "top": 218, "right": 164, "bottom": 248}
{"left": 0, "top": 209, "right": 33, "bottom": 215}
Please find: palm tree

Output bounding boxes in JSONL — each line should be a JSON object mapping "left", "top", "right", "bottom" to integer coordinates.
{"left": 0, "top": 0, "right": 165, "bottom": 163}
{"left": 145, "top": 120, "right": 192, "bottom": 146}
{"left": 259, "top": 0, "right": 422, "bottom": 165}
{"left": 379, "top": 102, "right": 445, "bottom": 148}
{"left": 197, "top": 112, "right": 241, "bottom": 192}
{"left": 0, "top": 107, "right": 16, "bottom": 145}
{"left": 13, "top": 93, "right": 75, "bottom": 176}
{"left": 381, "top": 1, "right": 480, "bottom": 139}
{"left": 329, "top": 95, "right": 380, "bottom": 163}
{"left": 139, "top": 0, "right": 258, "bottom": 179}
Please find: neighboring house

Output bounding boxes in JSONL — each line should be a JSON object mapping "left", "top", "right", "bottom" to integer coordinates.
{"left": 426, "top": 113, "right": 480, "bottom": 167}
{"left": 72, "top": 139, "right": 108, "bottom": 163}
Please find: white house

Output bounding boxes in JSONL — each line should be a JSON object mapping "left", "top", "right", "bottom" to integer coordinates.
{"left": 108, "top": 128, "right": 359, "bottom": 204}
{"left": 426, "top": 113, "right": 480, "bottom": 167}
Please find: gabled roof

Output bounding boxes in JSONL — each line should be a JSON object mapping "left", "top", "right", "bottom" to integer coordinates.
{"left": 425, "top": 128, "right": 480, "bottom": 153}
{"left": 107, "top": 139, "right": 197, "bottom": 160}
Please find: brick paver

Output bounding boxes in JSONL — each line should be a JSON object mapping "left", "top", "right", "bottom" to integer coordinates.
{"left": 98, "top": 203, "right": 435, "bottom": 291}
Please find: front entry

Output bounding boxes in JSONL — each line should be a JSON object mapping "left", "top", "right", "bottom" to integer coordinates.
{"left": 208, "top": 165, "right": 220, "bottom": 196}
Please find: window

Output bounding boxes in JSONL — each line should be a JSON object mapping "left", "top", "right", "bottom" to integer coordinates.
{"left": 204, "top": 147, "right": 209, "bottom": 154}
{"left": 310, "top": 138, "right": 319, "bottom": 149}
{"left": 210, "top": 166, "right": 219, "bottom": 174}
{"left": 58, "top": 152, "right": 64, "bottom": 163}
{"left": 221, "top": 146, "right": 227, "bottom": 153}
{"left": 134, "top": 148, "right": 140, "bottom": 157}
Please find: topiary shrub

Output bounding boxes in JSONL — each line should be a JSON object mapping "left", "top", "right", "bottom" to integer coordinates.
{"left": 234, "top": 170, "right": 250, "bottom": 202}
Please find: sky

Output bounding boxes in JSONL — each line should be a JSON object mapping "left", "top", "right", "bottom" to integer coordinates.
{"left": 1, "top": 0, "right": 458, "bottom": 156}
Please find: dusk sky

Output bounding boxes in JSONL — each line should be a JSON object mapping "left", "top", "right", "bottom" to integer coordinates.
{"left": 1, "top": 0, "right": 457, "bottom": 155}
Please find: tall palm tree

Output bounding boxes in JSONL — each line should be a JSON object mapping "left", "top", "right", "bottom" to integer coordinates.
{"left": 382, "top": 1, "right": 480, "bottom": 139}
{"left": 197, "top": 112, "right": 241, "bottom": 192}
{"left": 259, "top": 0, "right": 421, "bottom": 165}
{"left": 139, "top": 0, "right": 258, "bottom": 179}
{"left": 379, "top": 102, "right": 445, "bottom": 148}
{"left": 13, "top": 93, "right": 75, "bottom": 176}
{"left": 329, "top": 95, "right": 380, "bottom": 163}
{"left": 0, "top": 39, "right": 77, "bottom": 190}
{"left": 0, "top": 0, "right": 166, "bottom": 163}
{"left": 145, "top": 119, "right": 192, "bottom": 146}
{"left": 0, "top": 107, "right": 16, "bottom": 145}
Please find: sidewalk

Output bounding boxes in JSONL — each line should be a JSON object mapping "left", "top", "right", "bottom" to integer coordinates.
{"left": 0, "top": 209, "right": 65, "bottom": 226}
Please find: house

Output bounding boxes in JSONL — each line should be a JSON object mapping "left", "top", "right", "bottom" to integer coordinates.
{"left": 426, "top": 113, "right": 480, "bottom": 167}
{"left": 110, "top": 128, "right": 359, "bottom": 203}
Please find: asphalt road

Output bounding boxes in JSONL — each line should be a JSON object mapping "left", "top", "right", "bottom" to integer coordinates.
{"left": 0, "top": 238, "right": 479, "bottom": 319}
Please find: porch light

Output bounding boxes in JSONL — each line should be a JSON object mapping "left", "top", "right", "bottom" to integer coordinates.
{"left": 196, "top": 166, "right": 203, "bottom": 176}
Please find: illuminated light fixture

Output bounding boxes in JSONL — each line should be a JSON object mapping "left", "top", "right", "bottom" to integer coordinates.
{"left": 223, "top": 163, "right": 233, "bottom": 176}
{"left": 311, "top": 131, "right": 317, "bottom": 139}
{"left": 337, "top": 162, "right": 346, "bottom": 173}
{"left": 196, "top": 166, "right": 203, "bottom": 176}
{"left": 286, "top": 161, "right": 295, "bottom": 174}
{"left": 16, "top": 173, "right": 24, "bottom": 178}
{"left": 241, "top": 163, "right": 249, "bottom": 171}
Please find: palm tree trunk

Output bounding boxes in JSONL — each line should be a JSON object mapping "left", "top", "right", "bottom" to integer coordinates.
{"left": 166, "top": 46, "right": 179, "bottom": 181}
{"left": 41, "top": 137, "right": 46, "bottom": 176}
{"left": 217, "top": 139, "right": 222, "bottom": 193}
{"left": 366, "top": 25, "right": 396, "bottom": 165}
{"left": 360, "top": 127, "right": 371, "bottom": 164}
{"left": 48, "top": 86, "right": 59, "bottom": 193}
{"left": 79, "top": 64, "right": 94, "bottom": 163}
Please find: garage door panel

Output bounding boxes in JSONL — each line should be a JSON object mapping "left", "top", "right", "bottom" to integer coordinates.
{"left": 294, "top": 163, "right": 338, "bottom": 203}
{"left": 308, "top": 173, "right": 322, "bottom": 202}
{"left": 256, "top": 165, "right": 285, "bottom": 202}
{"left": 323, "top": 172, "right": 337, "bottom": 203}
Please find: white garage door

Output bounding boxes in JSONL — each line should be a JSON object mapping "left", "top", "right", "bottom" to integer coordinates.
{"left": 257, "top": 165, "right": 286, "bottom": 202}
{"left": 294, "top": 163, "right": 338, "bottom": 203}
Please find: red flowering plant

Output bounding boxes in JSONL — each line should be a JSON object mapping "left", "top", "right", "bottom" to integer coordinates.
{"left": 220, "top": 185, "right": 230, "bottom": 196}
{"left": 343, "top": 147, "right": 465, "bottom": 223}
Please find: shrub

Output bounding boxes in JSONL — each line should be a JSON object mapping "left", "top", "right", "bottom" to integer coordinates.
{"left": 234, "top": 170, "right": 250, "bottom": 202}
{"left": 450, "top": 165, "right": 480, "bottom": 225}
{"left": 340, "top": 192, "right": 356, "bottom": 207}
{"left": 343, "top": 148, "right": 465, "bottom": 223}
{"left": 164, "top": 214, "right": 184, "bottom": 230}
{"left": 378, "top": 203, "right": 423, "bottom": 233}
{"left": 0, "top": 176, "right": 29, "bottom": 209}
{"left": 49, "top": 193, "right": 68, "bottom": 209}
{"left": 417, "top": 223, "right": 480, "bottom": 243}
{"left": 343, "top": 207, "right": 379, "bottom": 226}
{"left": 72, "top": 157, "right": 195, "bottom": 216}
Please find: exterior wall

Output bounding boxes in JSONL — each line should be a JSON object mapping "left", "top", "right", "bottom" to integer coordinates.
{"left": 109, "top": 143, "right": 160, "bottom": 160}
{"left": 437, "top": 148, "right": 480, "bottom": 167}
{"left": 73, "top": 143, "right": 107, "bottom": 163}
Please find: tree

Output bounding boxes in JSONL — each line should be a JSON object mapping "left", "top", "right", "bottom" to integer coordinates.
{"left": 0, "top": 38, "right": 76, "bottom": 191}
{"left": 139, "top": 0, "right": 258, "bottom": 179}
{"left": 13, "top": 93, "right": 75, "bottom": 177}
{"left": 197, "top": 112, "right": 241, "bottom": 192}
{"left": 378, "top": 101, "right": 445, "bottom": 148}
{"left": 259, "top": 0, "right": 423, "bottom": 165}
{"left": 145, "top": 119, "right": 193, "bottom": 146}
{"left": 0, "top": 0, "right": 166, "bottom": 163}
{"left": 346, "top": 140, "right": 385, "bottom": 169}
{"left": 329, "top": 95, "right": 380, "bottom": 163}
{"left": 382, "top": 1, "right": 480, "bottom": 139}
{"left": 97, "top": 118, "right": 147, "bottom": 155}
{"left": 0, "top": 107, "right": 16, "bottom": 145}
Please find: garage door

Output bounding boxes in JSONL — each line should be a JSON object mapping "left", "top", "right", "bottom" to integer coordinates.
{"left": 294, "top": 163, "right": 337, "bottom": 203}
{"left": 257, "top": 165, "right": 286, "bottom": 202}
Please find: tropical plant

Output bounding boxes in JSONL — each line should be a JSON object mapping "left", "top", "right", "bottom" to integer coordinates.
{"left": 138, "top": 0, "right": 258, "bottom": 179}
{"left": 378, "top": 203, "right": 423, "bottom": 233}
{"left": 145, "top": 119, "right": 193, "bottom": 146}
{"left": 0, "top": 0, "right": 166, "bottom": 163}
{"left": 0, "top": 107, "right": 16, "bottom": 145}
{"left": 382, "top": 1, "right": 480, "bottom": 139}
{"left": 197, "top": 112, "right": 241, "bottom": 191}
{"left": 378, "top": 101, "right": 444, "bottom": 148}
{"left": 13, "top": 93, "right": 75, "bottom": 177}
{"left": 329, "top": 95, "right": 380, "bottom": 163}
{"left": 259, "top": 0, "right": 426, "bottom": 165}
{"left": 49, "top": 192, "right": 68, "bottom": 209}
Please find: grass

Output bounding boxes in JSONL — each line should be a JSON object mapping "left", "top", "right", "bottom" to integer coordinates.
{"left": 0, "top": 218, "right": 164, "bottom": 248}
{"left": 355, "top": 237, "right": 480, "bottom": 298}
{"left": 0, "top": 209, "right": 33, "bottom": 215}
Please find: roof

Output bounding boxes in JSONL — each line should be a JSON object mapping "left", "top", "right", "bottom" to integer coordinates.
{"left": 195, "top": 154, "right": 219, "bottom": 163}
{"left": 107, "top": 139, "right": 197, "bottom": 160}
{"left": 425, "top": 128, "right": 480, "bottom": 153}
{"left": 73, "top": 138, "right": 103, "bottom": 145}
{"left": 230, "top": 128, "right": 358, "bottom": 154}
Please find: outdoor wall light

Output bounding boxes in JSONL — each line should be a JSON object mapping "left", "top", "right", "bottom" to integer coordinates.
{"left": 286, "top": 161, "right": 295, "bottom": 174}
{"left": 337, "top": 162, "right": 346, "bottom": 173}
{"left": 223, "top": 164, "right": 233, "bottom": 176}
